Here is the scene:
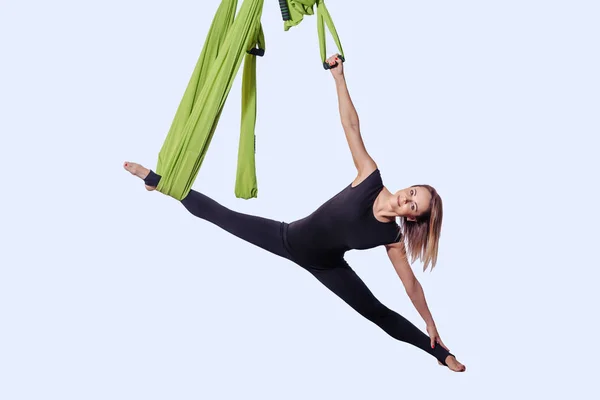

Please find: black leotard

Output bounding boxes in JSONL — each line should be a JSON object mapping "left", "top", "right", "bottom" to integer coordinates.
{"left": 285, "top": 168, "right": 401, "bottom": 264}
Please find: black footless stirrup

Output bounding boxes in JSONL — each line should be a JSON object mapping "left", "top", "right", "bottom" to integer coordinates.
{"left": 441, "top": 352, "right": 455, "bottom": 367}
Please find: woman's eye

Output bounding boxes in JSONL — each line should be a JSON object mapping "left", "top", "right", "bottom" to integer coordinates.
{"left": 411, "top": 204, "right": 415, "bottom": 211}
{"left": 410, "top": 189, "right": 414, "bottom": 196}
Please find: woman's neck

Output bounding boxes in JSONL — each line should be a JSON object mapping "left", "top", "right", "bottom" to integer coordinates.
{"left": 374, "top": 188, "right": 399, "bottom": 222}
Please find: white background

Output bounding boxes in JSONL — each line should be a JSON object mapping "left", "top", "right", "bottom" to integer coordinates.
{"left": 1, "top": 1, "right": 599, "bottom": 399}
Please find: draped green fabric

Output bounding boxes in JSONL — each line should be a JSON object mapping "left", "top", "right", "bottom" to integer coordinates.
{"left": 154, "top": 0, "right": 342, "bottom": 201}
{"left": 236, "top": 25, "right": 265, "bottom": 199}
{"left": 155, "top": 0, "right": 265, "bottom": 200}
{"left": 282, "top": 0, "right": 345, "bottom": 64}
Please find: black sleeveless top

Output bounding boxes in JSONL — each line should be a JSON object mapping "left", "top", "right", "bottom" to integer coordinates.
{"left": 285, "top": 169, "right": 401, "bottom": 262}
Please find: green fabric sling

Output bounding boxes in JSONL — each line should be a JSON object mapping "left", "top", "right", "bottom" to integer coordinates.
{"left": 236, "top": 25, "right": 265, "bottom": 199}
{"left": 154, "top": 0, "right": 342, "bottom": 201}
{"left": 155, "top": 0, "right": 265, "bottom": 200}
{"left": 280, "top": 0, "right": 345, "bottom": 68}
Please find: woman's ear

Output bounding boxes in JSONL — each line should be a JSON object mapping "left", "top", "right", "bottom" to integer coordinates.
{"left": 407, "top": 216, "right": 416, "bottom": 222}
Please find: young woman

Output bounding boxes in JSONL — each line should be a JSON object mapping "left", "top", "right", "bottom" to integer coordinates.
{"left": 124, "top": 55, "right": 466, "bottom": 372}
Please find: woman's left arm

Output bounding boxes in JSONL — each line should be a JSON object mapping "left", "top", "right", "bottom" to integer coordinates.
{"left": 385, "top": 242, "right": 449, "bottom": 350}
{"left": 385, "top": 241, "right": 436, "bottom": 327}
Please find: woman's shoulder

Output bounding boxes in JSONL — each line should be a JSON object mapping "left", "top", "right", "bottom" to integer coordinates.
{"left": 351, "top": 165, "right": 381, "bottom": 189}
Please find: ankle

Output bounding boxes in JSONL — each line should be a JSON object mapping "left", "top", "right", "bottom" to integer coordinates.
{"left": 143, "top": 170, "right": 162, "bottom": 187}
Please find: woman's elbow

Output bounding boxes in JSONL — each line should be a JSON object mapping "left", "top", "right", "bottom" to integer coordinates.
{"left": 341, "top": 119, "right": 360, "bottom": 130}
{"left": 403, "top": 277, "right": 418, "bottom": 295}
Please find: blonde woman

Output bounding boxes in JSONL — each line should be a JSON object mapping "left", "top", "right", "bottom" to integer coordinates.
{"left": 124, "top": 55, "right": 465, "bottom": 372}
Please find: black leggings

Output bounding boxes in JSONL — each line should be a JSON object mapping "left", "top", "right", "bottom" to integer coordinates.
{"left": 146, "top": 172, "right": 452, "bottom": 365}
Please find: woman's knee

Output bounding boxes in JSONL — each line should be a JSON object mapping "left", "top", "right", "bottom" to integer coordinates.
{"left": 359, "top": 302, "right": 393, "bottom": 324}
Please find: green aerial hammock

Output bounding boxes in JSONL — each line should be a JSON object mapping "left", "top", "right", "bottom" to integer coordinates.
{"left": 155, "top": 0, "right": 345, "bottom": 201}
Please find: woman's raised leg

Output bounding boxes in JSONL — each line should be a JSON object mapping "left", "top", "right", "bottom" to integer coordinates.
{"left": 124, "top": 161, "right": 292, "bottom": 261}
{"left": 180, "top": 189, "right": 292, "bottom": 260}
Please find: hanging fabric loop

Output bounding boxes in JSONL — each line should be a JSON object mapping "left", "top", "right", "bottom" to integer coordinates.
{"left": 280, "top": 0, "right": 345, "bottom": 67}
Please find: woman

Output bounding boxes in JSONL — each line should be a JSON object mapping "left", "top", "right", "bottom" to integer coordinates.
{"left": 124, "top": 55, "right": 466, "bottom": 372}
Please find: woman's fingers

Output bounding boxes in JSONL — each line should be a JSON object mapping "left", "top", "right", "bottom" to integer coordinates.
{"left": 327, "top": 53, "right": 341, "bottom": 64}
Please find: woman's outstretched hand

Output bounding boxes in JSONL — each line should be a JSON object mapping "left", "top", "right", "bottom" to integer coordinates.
{"left": 427, "top": 323, "right": 449, "bottom": 352}
{"left": 426, "top": 323, "right": 466, "bottom": 372}
{"left": 326, "top": 54, "right": 344, "bottom": 78}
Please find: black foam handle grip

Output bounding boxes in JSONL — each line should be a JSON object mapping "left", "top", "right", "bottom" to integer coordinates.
{"left": 323, "top": 54, "right": 345, "bottom": 70}
{"left": 279, "top": 0, "right": 291, "bottom": 21}
{"left": 248, "top": 48, "right": 265, "bottom": 57}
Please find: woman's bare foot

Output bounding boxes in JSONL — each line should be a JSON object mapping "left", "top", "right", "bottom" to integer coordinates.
{"left": 123, "top": 162, "right": 156, "bottom": 191}
{"left": 440, "top": 355, "right": 466, "bottom": 372}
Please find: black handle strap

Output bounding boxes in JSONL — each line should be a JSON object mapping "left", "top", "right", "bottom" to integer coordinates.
{"left": 323, "top": 54, "right": 345, "bottom": 70}
{"left": 278, "top": 0, "right": 291, "bottom": 21}
{"left": 248, "top": 48, "right": 265, "bottom": 57}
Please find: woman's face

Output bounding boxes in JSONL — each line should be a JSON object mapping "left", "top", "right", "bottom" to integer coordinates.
{"left": 393, "top": 186, "right": 432, "bottom": 221}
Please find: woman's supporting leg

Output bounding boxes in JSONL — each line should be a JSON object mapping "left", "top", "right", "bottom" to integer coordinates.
{"left": 308, "top": 260, "right": 453, "bottom": 366}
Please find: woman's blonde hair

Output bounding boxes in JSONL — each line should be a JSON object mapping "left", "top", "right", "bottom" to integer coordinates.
{"left": 401, "top": 184, "right": 443, "bottom": 272}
